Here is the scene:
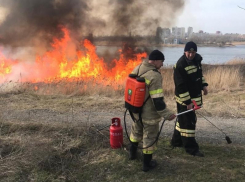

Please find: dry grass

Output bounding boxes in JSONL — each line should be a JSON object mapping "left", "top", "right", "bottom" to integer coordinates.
{"left": 0, "top": 62, "right": 245, "bottom": 181}
{"left": 231, "top": 41, "right": 245, "bottom": 45}
{"left": 204, "top": 66, "right": 242, "bottom": 92}
{"left": 161, "top": 61, "right": 245, "bottom": 95}
{"left": 225, "top": 58, "right": 245, "bottom": 65}
{"left": 160, "top": 68, "right": 174, "bottom": 96}
{"left": 0, "top": 118, "right": 245, "bottom": 181}
{"left": 0, "top": 119, "right": 110, "bottom": 181}
{"left": 0, "top": 62, "right": 244, "bottom": 119}
{"left": 1, "top": 61, "right": 244, "bottom": 97}
{"left": 0, "top": 78, "right": 124, "bottom": 97}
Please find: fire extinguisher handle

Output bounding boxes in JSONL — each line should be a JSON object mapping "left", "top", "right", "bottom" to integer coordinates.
{"left": 192, "top": 100, "right": 201, "bottom": 110}
{"left": 175, "top": 100, "right": 202, "bottom": 116}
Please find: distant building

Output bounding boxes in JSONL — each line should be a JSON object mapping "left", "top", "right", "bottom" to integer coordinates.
{"left": 161, "top": 28, "right": 171, "bottom": 38}
{"left": 172, "top": 27, "right": 185, "bottom": 38}
{"left": 199, "top": 30, "right": 204, "bottom": 33}
{"left": 180, "top": 27, "right": 185, "bottom": 37}
{"left": 156, "top": 27, "right": 163, "bottom": 43}
{"left": 172, "top": 27, "right": 177, "bottom": 37}
{"left": 155, "top": 27, "right": 171, "bottom": 43}
{"left": 187, "top": 27, "right": 193, "bottom": 37}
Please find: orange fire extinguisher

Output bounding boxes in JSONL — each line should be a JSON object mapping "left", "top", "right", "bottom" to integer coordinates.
{"left": 110, "top": 117, "right": 123, "bottom": 149}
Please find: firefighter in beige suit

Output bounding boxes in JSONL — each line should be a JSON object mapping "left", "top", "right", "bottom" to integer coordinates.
{"left": 129, "top": 50, "right": 176, "bottom": 172}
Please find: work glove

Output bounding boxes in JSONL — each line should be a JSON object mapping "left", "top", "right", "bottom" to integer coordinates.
{"left": 157, "top": 108, "right": 176, "bottom": 121}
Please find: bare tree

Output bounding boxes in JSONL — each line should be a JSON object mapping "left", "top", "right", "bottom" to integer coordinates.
{"left": 238, "top": 6, "right": 245, "bottom": 10}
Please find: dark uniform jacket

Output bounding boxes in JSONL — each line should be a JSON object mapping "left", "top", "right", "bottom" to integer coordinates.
{"left": 174, "top": 53, "right": 208, "bottom": 106}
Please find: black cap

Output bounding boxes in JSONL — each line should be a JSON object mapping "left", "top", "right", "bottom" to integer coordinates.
{"left": 184, "top": 41, "right": 197, "bottom": 52}
{"left": 149, "top": 50, "right": 165, "bottom": 61}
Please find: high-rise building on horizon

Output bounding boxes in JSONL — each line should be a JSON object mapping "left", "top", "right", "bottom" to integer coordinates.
{"left": 162, "top": 28, "right": 171, "bottom": 38}
{"left": 187, "top": 27, "right": 193, "bottom": 37}
{"left": 172, "top": 27, "right": 185, "bottom": 38}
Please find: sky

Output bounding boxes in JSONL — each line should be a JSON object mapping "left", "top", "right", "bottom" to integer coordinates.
{"left": 175, "top": 0, "right": 245, "bottom": 34}
{"left": 0, "top": 0, "right": 245, "bottom": 37}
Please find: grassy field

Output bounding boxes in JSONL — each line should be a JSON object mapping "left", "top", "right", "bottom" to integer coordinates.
{"left": 0, "top": 119, "right": 245, "bottom": 182}
{"left": 0, "top": 61, "right": 245, "bottom": 182}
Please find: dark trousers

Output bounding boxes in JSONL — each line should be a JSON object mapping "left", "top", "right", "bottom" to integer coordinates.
{"left": 171, "top": 103, "right": 199, "bottom": 155}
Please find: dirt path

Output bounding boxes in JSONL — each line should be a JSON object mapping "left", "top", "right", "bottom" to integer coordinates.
{"left": 0, "top": 93, "right": 245, "bottom": 146}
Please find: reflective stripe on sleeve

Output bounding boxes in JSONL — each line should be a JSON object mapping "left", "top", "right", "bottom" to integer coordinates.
{"left": 175, "top": 96, "right": 185, "bottom": 105}
{"left": 175, "top": 95, "right": 191, "bottom": 102}
{"left": 191, "top": 97, "right": 202, "bottom": 106}
{"left": 175, "top": 96, "right": 202, "bottom": 106}
{"left": 179, "top": 92, "right": 191, "bottom": 101}
{"left": 179, "top": 92, "right": 190, "bottom": 98}
{"left": 149, "top": 89, "right": 164, "bottom": 98}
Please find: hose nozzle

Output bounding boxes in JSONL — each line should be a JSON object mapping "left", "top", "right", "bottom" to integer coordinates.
{"left": 225, "top": 136, "right": 232, "bottom": 144}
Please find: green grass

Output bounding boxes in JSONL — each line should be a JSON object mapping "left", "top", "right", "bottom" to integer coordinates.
{"left": 76, "top": 140, "right": 245, "bottom": 182}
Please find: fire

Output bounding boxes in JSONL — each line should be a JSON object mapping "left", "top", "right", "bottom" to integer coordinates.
{"left": 59, "top": 39, "right": 107, "bottom": 79}
{"left": 0, "top": 27, "right": 147, "bottom": 90}
{"left": 0, "top": 52, "right": 17, "bottom": 78}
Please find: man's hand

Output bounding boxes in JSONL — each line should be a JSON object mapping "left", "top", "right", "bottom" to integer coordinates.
{"left": 187, "top": 103, "right": 194, "bottom": 110}
{"left": 167, "top": 114, "right": 176, "bottom": 121}
{"left": 203, "top": 86, "right": 208, "bottom": 95}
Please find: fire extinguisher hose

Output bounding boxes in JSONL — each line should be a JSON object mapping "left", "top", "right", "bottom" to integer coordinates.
{"left": 196, "top": 111, "right": 232, "bottom": 144}
{"left": 89, "top": 123, "right": 116, "bottom": 135}
{"left": 124, "top": 109, "right": 166, "bottom": 149}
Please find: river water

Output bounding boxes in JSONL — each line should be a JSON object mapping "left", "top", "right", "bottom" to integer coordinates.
{"left": 96, "top": 45, "right": 245, "bottom": 66}
{"left": 160, "top": 45, "right": 245, "bottom": 65}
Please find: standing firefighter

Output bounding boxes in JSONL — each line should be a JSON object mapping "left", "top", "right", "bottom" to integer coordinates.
{"left": 171, "top": 41, "right": 208, "bottom": 157}
{"left": 129, "top": 50, "right": 176, "bottom": 172}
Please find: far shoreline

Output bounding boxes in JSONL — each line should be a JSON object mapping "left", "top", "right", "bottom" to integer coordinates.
{"left": 94, "top": 41, "right": 245, "bottom": 48}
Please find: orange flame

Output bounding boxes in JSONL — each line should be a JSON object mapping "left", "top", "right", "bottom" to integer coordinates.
{"left": 0, "top": 52, "right": 16, "bottom": 78}
{"left": 0, "top": 27, "right": 147, "bottom": 89}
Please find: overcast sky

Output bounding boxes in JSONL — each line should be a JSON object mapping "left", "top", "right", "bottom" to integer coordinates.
{"left": 175, "top": 0, "right": 245, "bottom": 34}
{"left": 0, "top": 0, "right": 245, "bottom": 35}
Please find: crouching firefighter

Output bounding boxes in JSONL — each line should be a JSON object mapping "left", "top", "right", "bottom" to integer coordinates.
{"left": 125, "top": 50, "right": 176, "bottom": 172}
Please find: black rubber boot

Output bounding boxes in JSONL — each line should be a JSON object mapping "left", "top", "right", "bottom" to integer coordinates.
{"left": 142, "top": 154, "right": 157, "bottom": 172}
{"left": 170, "top": 139, "right": 183, "bottom": 148}
{"left": 129, "top": 142, "right": 138, "bottom": 160}
{"left": 171, "top": 130, "right": 183, "bottom": 148}
{"left": 193, "top": 151, "right": 204, "bottom": 157}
